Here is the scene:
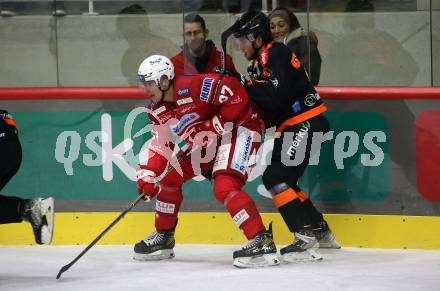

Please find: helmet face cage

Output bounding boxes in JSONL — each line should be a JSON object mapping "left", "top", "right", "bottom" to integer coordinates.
{"left": 138, "top": 55, "right": 174, "bottom": 87}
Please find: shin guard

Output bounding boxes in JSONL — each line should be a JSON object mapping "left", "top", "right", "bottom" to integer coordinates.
{"left": 269, "top": 183, "right": 311, "bottom": 233}
{"left": 154, "top": 187, "right": 183, "bottom": 232}
{"left": 214, "top": 175, "right": 265, "bottom": 239}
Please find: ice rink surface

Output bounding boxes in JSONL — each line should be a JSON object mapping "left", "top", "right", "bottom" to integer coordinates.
{"left": 1, "top": 245, "right": 439, "bottom": 291}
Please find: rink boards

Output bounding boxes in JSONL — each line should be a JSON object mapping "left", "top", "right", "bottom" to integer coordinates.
{"left": 0, "top": 87, "right": 440, "bottom": 249}
{"left": 1, "top": 212, "right": 440, "bottom": 249}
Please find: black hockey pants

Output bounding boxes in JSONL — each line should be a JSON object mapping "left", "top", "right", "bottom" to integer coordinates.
{"left": 262, "top": 114, "right": 330, "bottom": 232}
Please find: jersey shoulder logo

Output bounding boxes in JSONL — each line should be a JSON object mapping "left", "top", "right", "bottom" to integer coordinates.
{"left": 290, "top": 52, "right": 301, "bottom": 69}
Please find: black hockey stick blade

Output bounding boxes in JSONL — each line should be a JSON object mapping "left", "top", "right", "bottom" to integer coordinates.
{"left": 56, "top": 194, "right": 145, "bottom": 279}
{"left": 56, "top": 262, "right": 72, "bottom": 280}
{"left": 56, "top": 147, "right": 192, "bottom": 279}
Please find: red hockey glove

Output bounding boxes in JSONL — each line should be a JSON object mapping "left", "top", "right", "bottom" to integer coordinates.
{"left": 136, "top": 166, "right": 161, "bottom": 200}
{"left": 182, "top": 115, "right": 231, "bottom": 148}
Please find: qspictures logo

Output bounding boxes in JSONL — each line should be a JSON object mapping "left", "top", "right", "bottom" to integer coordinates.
{"left": 53, "top": 108, "right": 388, "bottom": 199}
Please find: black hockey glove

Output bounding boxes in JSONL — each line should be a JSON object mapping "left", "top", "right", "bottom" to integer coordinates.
{"left": 225, "top": 69, "right": 249, "bottom": 86}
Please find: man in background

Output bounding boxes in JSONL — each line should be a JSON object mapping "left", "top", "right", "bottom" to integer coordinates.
{"left": 171, "top": 13, "right": 236, "bottom": 75}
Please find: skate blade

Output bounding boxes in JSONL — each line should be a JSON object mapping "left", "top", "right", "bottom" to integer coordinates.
{"left": 37, "top": 198, "right": 55, "bottom": 245}
{"left": 319, "top": 233, "right": 341, "bottom": 249}
{"left": 133, "top": 249, "right": 175, "bottom": 261}
{"left": 282, "top": 248, "right": 323, "bottom": 263}
{"left": 318, "top": 240, "right": 341, "bottom": 249}
{"left": 233, "top": 253, "right": 280, "bottom": 268}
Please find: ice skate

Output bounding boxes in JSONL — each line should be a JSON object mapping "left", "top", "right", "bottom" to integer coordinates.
{"left": 133, "top": 230, "right": 175, "bottom": 261}
{"left": 21, "top": 197, "right": 55, "bottom": 245}
{"left": 233, "top": 223, "right": 280, "bottom": 268}
{"left": 280, "top": 228, "right": 323, "bottom": 263}
{"left": 313, "top": 221, "right": 341, "bottom": 249}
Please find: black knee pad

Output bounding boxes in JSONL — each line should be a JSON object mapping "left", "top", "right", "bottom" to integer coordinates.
{"left": 263, "top": 163, "right": 300, "bottom": 191}
{"left": 262, "top": 164, "right": 284, "bottom": 190}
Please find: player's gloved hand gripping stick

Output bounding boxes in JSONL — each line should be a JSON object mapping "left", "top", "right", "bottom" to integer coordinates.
{"left": 56, "top": 145, "right": 192, "bottom": 280}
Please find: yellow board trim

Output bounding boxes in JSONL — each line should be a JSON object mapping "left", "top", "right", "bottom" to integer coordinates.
{"left": 1, "top": 213, "right": 440, "bottom": 249}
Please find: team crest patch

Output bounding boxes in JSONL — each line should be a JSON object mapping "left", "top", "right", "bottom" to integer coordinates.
{"left": 200, "top": 77, "right": 214, "bottom": 102}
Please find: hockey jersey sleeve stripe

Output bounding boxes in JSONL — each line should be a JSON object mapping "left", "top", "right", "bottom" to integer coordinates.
{"left": 3, "top": 117, "right": 18, "bottom": 132}
{"left": 276, "top": 103, "right": 327, "bottom": 134}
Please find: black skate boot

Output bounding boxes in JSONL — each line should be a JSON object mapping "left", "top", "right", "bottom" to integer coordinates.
{"left": 233, "top": 223, "right": 280, "bottom": 268}
{"left": 280, "top": 227, "right": 323, "bottom": 262}
{"left": 313, "top": 220, "right": 341, "bottom": 249}
{"left": 133, "top": 230, "right": 175, "bottom": 261}
{"left": 21, "top": 197, "right": 55, "bottom": 245}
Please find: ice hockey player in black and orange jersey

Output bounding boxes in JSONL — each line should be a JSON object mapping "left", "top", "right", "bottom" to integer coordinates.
{"left": 133, "top": 55, "right": 280, "bottom": 268}
{"left": 0, "top": 109, "right": 54, "bottom": 245}
{"left": 231, "top": 11, "right": 340, "bottom": 262}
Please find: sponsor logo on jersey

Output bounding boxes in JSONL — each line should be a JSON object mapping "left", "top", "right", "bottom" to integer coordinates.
{"left": 292, "top": 101, "right": 302, "bottom": 113}
{"left": 176, "top": 97, "right": 193, "bottom": 106}
{"left": 232, "top": 127, "right": 253, "bottom": 174}
{"left": 170, "top": 113, "right": 200, "bottom": 135}
{"left": 232, "top": 209, "right": 250, "bottom": 227}
{"left": 153, "top": 106, "right": 166, "bottom": 116}
{"left": 286, "top": 124, "right": 309, "bottom": 157}
{"left": 230, "top": 96, "right": 242, "bottom": 105}
{"left": 179, "top": 104, "right": 196, "bottom": 114}
{"left": 177, "top": 88, "right": 190, "bottom": 97}
{"left": 200, "top": 77, "right": 214, "bottom": 102}
{"left": 304, "top": 93, "right": 318, "bottom": 107}
{"left": 259, "top": 47, "right": 269, "bottom": 66}
{"left": 213, "top": 144, "right": 231, "bottom": 172}
{"left": 156, "top": 200, "right": 175, "bottom": 214}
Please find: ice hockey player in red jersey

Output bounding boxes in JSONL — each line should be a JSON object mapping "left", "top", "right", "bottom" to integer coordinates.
{"left": 133, "top": 54, "right": 280, "bottom": 268}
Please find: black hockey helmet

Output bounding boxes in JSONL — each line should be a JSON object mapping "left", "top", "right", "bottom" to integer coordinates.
{"left": 232, "top": 11, "right": 272, "bottom": 44}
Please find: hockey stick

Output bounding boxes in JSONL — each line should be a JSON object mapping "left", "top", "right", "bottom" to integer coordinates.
{"left": 56, "top": 146, "right": 191, "bottom": 280}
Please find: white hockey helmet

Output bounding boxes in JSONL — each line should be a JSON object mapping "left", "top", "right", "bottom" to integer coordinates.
{"left": 137, "top": 55, "right": 175, "bottom": 87}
